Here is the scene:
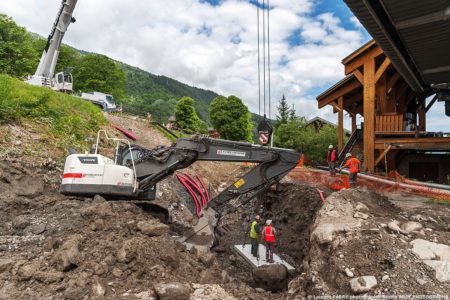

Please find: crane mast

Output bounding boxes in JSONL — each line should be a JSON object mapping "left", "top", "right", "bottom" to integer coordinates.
{"left": 27, "top": 0, "right": 78, "bottom": 92}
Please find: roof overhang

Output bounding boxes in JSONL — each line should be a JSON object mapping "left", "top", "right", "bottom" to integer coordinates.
{"left": 344, "top": 0, "right": 450, "bottom": 94}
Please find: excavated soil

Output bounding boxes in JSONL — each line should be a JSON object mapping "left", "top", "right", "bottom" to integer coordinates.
{"left": 1, "top": 115, "right": 450, "bottom": 299}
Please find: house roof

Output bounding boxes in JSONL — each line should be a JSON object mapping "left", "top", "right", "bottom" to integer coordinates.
{"left": 344, "top": 0, "right": 450, "bottom": 93}
{"left": 307, "top": 117, "right": 351, "bottom": 134}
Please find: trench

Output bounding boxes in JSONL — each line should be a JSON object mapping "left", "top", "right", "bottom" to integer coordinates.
{"left": 213, "top": 181, "right": 326, "bottom": 290}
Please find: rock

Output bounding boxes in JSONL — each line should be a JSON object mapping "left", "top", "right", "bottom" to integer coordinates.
{"left": 52, "top": 237, "right": 80, "bottom": 272}
{"left": 311, "top": 224, "right": 335, "bottom": 244}
{"left": 387, "top": 221, "right": 408, "bottom": 235}
{"left": 93, "top": 194, "right": 107, "bottom": 203}
{"left": 12, "top": 215, "right": 30, "bottom": 230}
{"left": 154, "top": 282, "right": 190, "bottom": 300}
{"left": 161, "top": 246, "right": 180, "bottom": 269}
{"left": 401, "top": 221, "right": 423, "bottom": 233}
{"left": 344, "top": 268, "right": 354, "bottom": 277}
{"left": 381, "top": 275, "right": 389, "bottom": 282}
{"left": 30, "top": 223, "right": 46, "bottom": 235}
{"left": 80, "top": 200, "right": 113, "bottom": 218}
{"left": 355, "top": 202, "right": 369, "bottom": 212}
{"left": 117, "top": 238, "right": 138, "bottom": 263}
{"left": 199, "top": 269, "right": 216, "bottom": 284}
{"left": 339, "top": 254, "right": 344, "bottom": 259}
{"left": 252, "top": 264, "right": 288, "bottom": 291}
{"left": 91, "top": 280, "right": 107, "bottom": 297}
{"left": 12, "top": 176, "right": 44, "bottom": 198}
{"left": 93, "top": 262, "right": 109, "bottom": 276}
{"left": 349, "top": 276, "right": 377, "bottom": 294}
{"left": 353, "top": 212, "right": 369, "bottom": 220}
{"left": 416, "top": 278, "right": 427, "bottom": 285}
{"left": 423, "top": 260, "right": 450, "bottom": 283}
{"left": 137, "top": 220, "right": 169, "bottom": 237}
{"left": 112, "top": 267, "right": 123, "bottom": 277}
{"left": 33, "top": 271, "right": 64, "bottom": 283}
{"left": 410, "top": 239, "right": 450, "bottom": 260}
{"left": 0, "top": 258, "right": 15, "bottom": 273}
{"left": 44, "top": 236, "right": 62, "bottom": 251}
{"left": 17, "top": 262, "right": 40, "bottom": 281}
{"left": 198, "top": 252, "right": 215, "bottom": 267}
{"left": 255, "top": 288, "right": 265, "bottom": 293}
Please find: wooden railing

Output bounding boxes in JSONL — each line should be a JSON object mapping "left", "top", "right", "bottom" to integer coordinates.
{"left": 376, "top": 113, "right": 404, "bottom": 132}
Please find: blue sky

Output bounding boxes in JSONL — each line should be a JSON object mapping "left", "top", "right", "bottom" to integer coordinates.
{"left": 1, "top": 0, "right": 448, "bottom": 131}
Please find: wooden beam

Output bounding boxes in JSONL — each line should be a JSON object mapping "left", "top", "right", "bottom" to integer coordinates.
{"left": 375, "top": 57, "right": 391, "bottom": 83}
{"left": 343, "top": 92, "right": 363, "bottom": 111}
{"left": 374, "top": 145, "right": 392, "bottom": 167}
{"left": 318, "top": 80, "right": 362, "bottom": 108}
{"left": 352, "top": 103, "right": 357, "bottom": 132}
{"left": 418, "top": 101, "right": 426, "bottom": 131}
{"left": 345, "top": 46, "right": 384, "bottom": 75}
{"left": 387, "top": 72, "right": 401, "bottom": 92}
{"left": 363, "top": 58, "right": 376, "bottom": 173}
{"left": 353, "top": 70, "right": 364, "bottom": 84}
{"left": 426, "top": 95, "right": 438, "bottom": 113}
{"left": 338, "top": 96, "right": 344, "bottom": 152}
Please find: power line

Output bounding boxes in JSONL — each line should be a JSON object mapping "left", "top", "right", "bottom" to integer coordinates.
{"left": 257, "top": 0, "right": 261, "bottom": 117}
{"left": 262, "top": 0, "right": 266, "bottom": 117}
{"left": 267, "top": 0, "right": 271, "bottom": 120}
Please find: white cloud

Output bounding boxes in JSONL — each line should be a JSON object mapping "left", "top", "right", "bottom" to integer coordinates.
{"left": 6, "top": 0, "right": 448, "bottom": 132}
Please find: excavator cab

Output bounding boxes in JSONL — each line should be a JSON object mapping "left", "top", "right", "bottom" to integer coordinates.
{"left": 53, "top": 71, "right": 73, "bottom": 93}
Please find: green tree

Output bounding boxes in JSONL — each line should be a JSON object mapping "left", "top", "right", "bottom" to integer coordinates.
{"left": 175, "top": 96, "right": 207, "bottom": 134}
{"left": 289, "top": 104, "right": 296, "bottom": 121}
{"left": 274, "top": 118, "right": 340, "bottom": 164}
{"left": 73, "top": 54, "right": 126, "bottom": 99}
{"left": 209, "top": 95, "right": 253, "bottom": 142}
{"left": 0, "top": 14, "right": 38, "bottom": 77}
{"left": 275, "top": 94, "right": 290, "bottom": 128}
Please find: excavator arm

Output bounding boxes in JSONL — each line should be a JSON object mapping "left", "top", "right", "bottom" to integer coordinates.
{"left": 117, "top": 136, "right": 300, "bottom": 215}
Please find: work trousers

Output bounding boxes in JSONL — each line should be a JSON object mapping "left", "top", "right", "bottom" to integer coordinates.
{"left": 250, "top": 238, "right": 259, "bottom": 257}
{"left": 265, "top": 242, "right": 274, "bottom": 261}
{"left": 328, "top": 162, "right": 336, "bottom": 176}
{"left": 349, "top": 172, "right": 358, "bottom": 187}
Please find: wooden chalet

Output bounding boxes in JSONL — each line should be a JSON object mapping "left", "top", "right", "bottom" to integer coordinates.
{"left": 317, "top": 40, "right": 450, "bottom": 182}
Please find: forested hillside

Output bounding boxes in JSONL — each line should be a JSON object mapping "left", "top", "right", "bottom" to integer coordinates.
{"left": 119, "top": 63, "right": 218, "bottom": 124}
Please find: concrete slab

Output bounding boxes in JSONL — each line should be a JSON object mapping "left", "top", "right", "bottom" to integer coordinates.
{"left": 233, "top": 244, "right": 295, "bottom": 272}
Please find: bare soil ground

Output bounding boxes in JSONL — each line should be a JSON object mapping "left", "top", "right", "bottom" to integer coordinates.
{"left": 1, "top": 114, "right": 449, "bottom": 299}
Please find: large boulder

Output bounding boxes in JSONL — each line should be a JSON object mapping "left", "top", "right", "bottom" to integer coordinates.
{"left": 154, "top": 282, "right": 190, "bottom": 300}
{"left": 349, "top": 276, "right": 377, "bottom": 294}
{"left": 252, "top": 264, "right": 288, "bottom": 291}
{"left": 12, "top": 176, "right": 44, "bottom": 198}
{"left": 410, "top": 239, "right": 450, "bottom": 260}
{"left": 52, "top": 236, "right": 81, "bottom": 272}
{"left": 137, "top": 220, "right": 169, "bottom": 236}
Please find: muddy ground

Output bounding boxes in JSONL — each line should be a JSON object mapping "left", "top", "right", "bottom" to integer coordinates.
{"left": 1, "top": 114, "right": 449, "bottom": 299}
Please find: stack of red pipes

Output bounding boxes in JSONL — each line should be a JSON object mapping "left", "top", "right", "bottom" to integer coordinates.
{"left": 176, "top": 172, "right": 211, "bottom": 218}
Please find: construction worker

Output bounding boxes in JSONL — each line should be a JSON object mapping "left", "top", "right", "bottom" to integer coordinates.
{"left": 249, "top": 215, "right": 261, "bottom": 258}
{"left": 326, "top": 145, "right": 337, "bottom": 176}
{"left": 341, "top": 153, "right": 361, "bottom": 187}
{"left": 262, "top": 219, "right": 276, "bottom": 263}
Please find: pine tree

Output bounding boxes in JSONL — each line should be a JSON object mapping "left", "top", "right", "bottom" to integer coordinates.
{"left": 276, "top": 94, "right": 290, "bottom": 128}
{"left": 289, "top": 104, "right": 296, "bottom": 121}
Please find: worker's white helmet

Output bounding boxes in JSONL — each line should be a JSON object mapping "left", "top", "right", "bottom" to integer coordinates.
{"left": 345, "top": 153, "right": 352, "bottom": 158}
{"left": 266, "top": 220, "right": 272, "bottom": 225}
{"left": 328, "top": 145, "right": 333, "bottom": 149}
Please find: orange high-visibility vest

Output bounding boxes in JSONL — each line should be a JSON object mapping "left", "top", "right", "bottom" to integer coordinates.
{"left": 345, "top": 157, "right": 360, "bottom": 173}
{"left": 264, "top": 226, "right": 275, "bottom": 242}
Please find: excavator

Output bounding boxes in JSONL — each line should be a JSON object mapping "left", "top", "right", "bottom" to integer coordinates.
{"left": 60, "top": 131, "right": 300, "bottom": 247}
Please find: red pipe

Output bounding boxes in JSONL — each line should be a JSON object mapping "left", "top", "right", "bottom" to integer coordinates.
{"left": 196, "top": 175, "right": 210, "bottom": 202}
{"left": 182, "top": 173, "right": 207, "bottom": 206}
{"left": 176, "top": 174, "right": 201, "bottom": 218}
{"left": 316, "top": 188, "right": 325, "bottom": 203}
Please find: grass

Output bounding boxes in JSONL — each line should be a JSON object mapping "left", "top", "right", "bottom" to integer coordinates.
{"left": 0, "top": 74, "right": 106, "bottom": 150}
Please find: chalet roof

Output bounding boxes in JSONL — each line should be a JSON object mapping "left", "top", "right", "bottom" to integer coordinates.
{"left": 344, "top": 0, "right": 450, "bottom": 93}
{"left": 316, "top": 74, "right": 356, "bottom": 100}
{"left": 307, "top": 117, "right": 351, "bottom": 134}
{"left": 341, "top": 39, "right": 377, "bottom": 65}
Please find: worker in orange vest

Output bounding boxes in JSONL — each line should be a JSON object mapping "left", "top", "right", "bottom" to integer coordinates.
{"left": 341, "top": 153, "right": 361, "bottom": 187}
{"left": 262, "top": 219, "right": 276, "bottom": 263}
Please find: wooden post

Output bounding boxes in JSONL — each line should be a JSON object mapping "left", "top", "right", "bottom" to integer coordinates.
{"left": 418, "top": 100, "right": 426, "bottom": 131}
{"left": 363, "top": 58, "right": 376, "bottom": 173}
{"left": 338, "top": 96, "right": 344, "bottom": 152}
{"left": 352, "top": 102, "right": 357, "bottom": 133}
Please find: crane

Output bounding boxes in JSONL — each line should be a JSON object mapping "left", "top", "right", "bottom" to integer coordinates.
{"left": 26, "top": 0, "right": 78, "bottom": 92}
